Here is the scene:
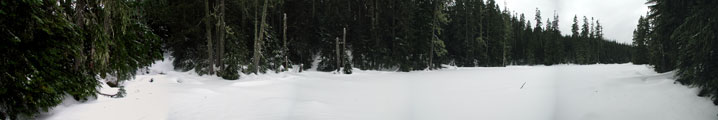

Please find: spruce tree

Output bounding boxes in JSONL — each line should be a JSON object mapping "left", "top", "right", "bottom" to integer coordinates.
{"left": 632, "top": 16, "right": 650, "bottom": 64}
{"left": 2, "top": 0, "right": 162, "bottom": 118}
{"left": 646, "top": 0, "right": 683, "bottom": 73}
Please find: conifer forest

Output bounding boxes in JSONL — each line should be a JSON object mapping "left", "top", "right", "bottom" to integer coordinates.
{"left": 1, "top": 0, "right": 717, "bottom": 119}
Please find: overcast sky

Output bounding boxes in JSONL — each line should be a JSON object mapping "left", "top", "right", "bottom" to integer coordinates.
{"left": 498, "top": 0, "right": 649, "bottom": 44}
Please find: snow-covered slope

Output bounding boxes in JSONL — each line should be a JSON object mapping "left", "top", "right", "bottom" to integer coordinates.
{"left": 42, "top": 59, "right": 718, "bottom": 120}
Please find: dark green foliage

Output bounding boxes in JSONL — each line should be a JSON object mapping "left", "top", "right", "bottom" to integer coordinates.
{"left": 444, "top": 0, "right": 487, "bottom": 67}
{"left": 145, "top": 0, "right": 285, "bottom": 76}
{"left": 143, "top": 0, "right": 207, "bottom": 73}
{"left": 283, "top": 0, "right": 321, "bottom": 71}
{"left": 641, "top": 0, "right": 718, "bottom": 105}
{"left": 1, "top": 0, "right": 643, "bottom": 118}
{"left": 1, "top": 1, "right": 97, "bottom": 119}
{"left": 219, "top": 27, "right": 248, "bottom": 80}
{"left": 1, "top": 0, "right": 161, "bottom": 119}
{"left": 145, "top": 0, "right": 633, "bottom": 75}
{"left": 636, "top": 0, "right": 718, "bottom": 107}
{"left": 343, "top": 62, "right": 353, "bottom": 74}
{"left": 645, "top": 0, "right": 684, "bottom": 73}
{"left": 632, "top": 16, "right": 650, "bottom": 64}
{"left": 312, "top": 0, "right": 348, "bottom": 72}
{"left": 103, "top": 0, "right": 164, "bottom": 82}
{"left": 442, "top": 1, "right": 631, "bottom": 67}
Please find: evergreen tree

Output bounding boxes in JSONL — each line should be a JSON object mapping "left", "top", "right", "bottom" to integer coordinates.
{"left": 1, "top": 0, "right": 162, "bottom": 118}
{"left": 532, "top": 8, "right": 544, "bottom": 64}
{"left": 578, "top": 16, "right": 591, "bottom": 64}
{"left": 646, "top": 0, "right": 683, "bottom": 73}
{"left": 632, "top": 16, "right": 650, "bottom": 64}
{"left": 428, "top": 0, "right": 449, "bottom": 69}
{"left": 568, "top": 15, "right": 579, "bottom": 63}
{"left": 581, "top": 16, "right": 590, "bottom": 38}
{"left": 571, "top": 15, "right": 580, "bottom": 37}
{"left": 643, "top": 0, "right": 718, "bottom": 105}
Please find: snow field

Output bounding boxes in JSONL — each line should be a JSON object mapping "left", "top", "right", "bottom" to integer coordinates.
{"left": 43, "top": 59, "right": 718, "bottom": 120}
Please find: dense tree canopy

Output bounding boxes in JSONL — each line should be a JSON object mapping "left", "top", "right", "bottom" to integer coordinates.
{"left": 147, "top": 0, "right": 631, "bottom": 77}
{"left": 1, "top": 0, "right": 162, "bottom": 119}
{"left": 637, "top": 0, "right": 718, "bottom": 104}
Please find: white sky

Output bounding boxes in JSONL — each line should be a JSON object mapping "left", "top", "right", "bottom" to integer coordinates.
{"left": 499, "top": 0, "right": 649, "bottom": 44}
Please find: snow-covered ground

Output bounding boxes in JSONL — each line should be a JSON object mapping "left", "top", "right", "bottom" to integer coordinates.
{"left": 41, "top": 58, "right": 718, "bottom": 120}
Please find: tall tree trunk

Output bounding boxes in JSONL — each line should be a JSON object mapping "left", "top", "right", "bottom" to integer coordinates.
{"left": 429, "top": 7, "right": 435, "bottom": 70}
{"left": 253, "top": 0, "right": 269, "bottom": 73}
{"left": 370, "top": 0, "right": 378, "bottom": 69}
{"left": 430, "top": 36, "right": 434, "bottom": 69}
{"left": 429, "top": 1, "right": 438, "bottom": 70}
{"left": 205, "top": 0, "right": 214, "bottom": 74}
{"left": 74, "top": 0, "right": 85, "bottom": 27}
{"left": 103, "top": 0, "right": 112, "bottom": 38}
{"left": 342, "top": 27, "right": 347, "bottom": 70}
{"left": 253, "top": 0, "right": 258, "bottom": 72}
{"left": 73, "top": 0, "right": 86, "bottom": 70}
{"left": 103, "top": 0, "right": 113, "bottom": 75}
{"left": 336, "top": 37, "right": 340, "bottom": 73}
{"left": 283, "top": 13, "right": 289, "bottom": 71}
{"left": 218, "top": 0, "right": 225, "bottom": 72}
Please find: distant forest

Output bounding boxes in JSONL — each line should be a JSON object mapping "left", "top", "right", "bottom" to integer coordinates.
{"left": 144, "top": 0, "right": 630, "bottom": 79}
{"left": 7, "top": 0, "right": 716, "bottom": 119}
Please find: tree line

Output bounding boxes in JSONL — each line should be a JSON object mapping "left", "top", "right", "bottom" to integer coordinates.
{"left": 632, "top": 0, "right": 718, "bottom": 104}
{"left": 1, "top": 0, "right": 633, "bottom": 119}
{"left": 147, "top": 0, "right": 631, "bottom": 79}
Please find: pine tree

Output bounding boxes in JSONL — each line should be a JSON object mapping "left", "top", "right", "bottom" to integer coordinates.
{"left": 649, "top": 0, "right": 718, "bottom": 105}
{"left": 632, "top": 16, "right": 650, "bottom": 64}
{"left": 2, "top": 0, "right": 162, "bottom": 118}
{"left": 581, "top": 16, "right": 589, "bottom": 39}
{"left": 572, "top": 15, "right": 580, "bottom": 37}
{"left": 532, "top": 8, "right": 543, "bottom": 64}
{"left": 428, "top": 0, "right": 448, "bottom": 69}
{"left": 595, "top": 20, "right": 603, "bottom": 39}
{"left": 646, "top": 0, "right": 682, "bottom": 73}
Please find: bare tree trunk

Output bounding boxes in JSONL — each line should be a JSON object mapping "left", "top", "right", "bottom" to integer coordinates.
{"left": 102, "top": 0, "right": 113, "bottom": 71}
{"left": 218, "top": 0, "right": 226, "bottom": 72}
{"left": 430, "top": 31, "right": 435, "bottom": 69}
{"left": 103, "top": 0, "right": 112, "bottom": 38}
{"left": 342, "top": 27, "right": 347, "bottom": 70}
{"left": 429, "top": 2, "right": 436, "bottom": 70}
{"left": 75, "top": 0, "right": 85, "bottom": 27}
{"left": 336, "top": 37, "right": 341, "bottom": 73}
{"left": 253, "top": 0, "right": 258, "bottom": 71}
{"left": 73, "top": 0, "right": 86, "bottom": 70}
{"left": 253, "top": 0, "right": 269, "bottom": 74}
{"left": 205, "top": 0, "right": 214, "bottom": 74}
{"left": 283, "top": 13, "right": 289, "bottom": 71}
